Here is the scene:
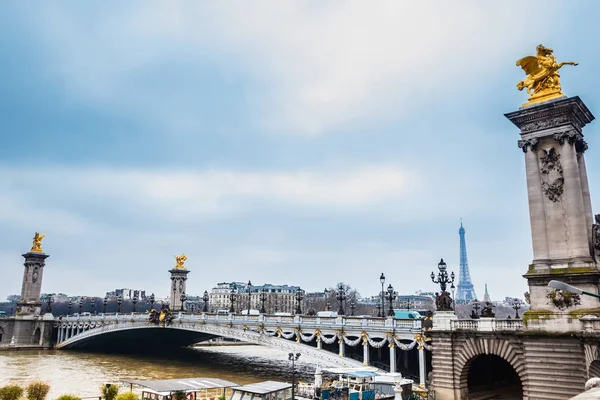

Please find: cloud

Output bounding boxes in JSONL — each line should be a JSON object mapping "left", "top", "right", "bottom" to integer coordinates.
{"left": 19, "top": 2, "right": 563, "bottom": 136}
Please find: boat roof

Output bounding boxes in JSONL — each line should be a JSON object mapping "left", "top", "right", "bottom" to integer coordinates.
{"left": 122, "top": 378, "right": 239, "bottom": 394}
{"left": 232, "top": 381, "right": 292, "bottom": 395}
{"left": 323, "top": 367, "right": 380, "bottom": 377}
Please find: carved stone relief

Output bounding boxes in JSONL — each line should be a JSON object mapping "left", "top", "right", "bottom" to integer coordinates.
{"left": 540, "top": 147, "right": 564, "bottom": 202}
{"left": 593, "top": 214, "right": 600, "bottom": 262}
{"left": 520, "top": 115, "right": 570, "bottom": 133}
{"left": 518, "top": 138, "right": 539, "bottom": 153}
{"left": 547, "top": 288, "right": 581, "bottom": 310}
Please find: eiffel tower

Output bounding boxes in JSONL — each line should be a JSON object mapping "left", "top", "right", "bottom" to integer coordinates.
{"left": 456, "top": 221, "right": 477, "bottom": 302}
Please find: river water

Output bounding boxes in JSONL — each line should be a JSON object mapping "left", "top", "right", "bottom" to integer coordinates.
{"left": 0, "top": 346, "right": 317, "bottom": 400}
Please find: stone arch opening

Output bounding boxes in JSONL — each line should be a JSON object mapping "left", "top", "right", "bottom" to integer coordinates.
{"left": 463, "top": 354, "right": 522, "bottom": 398}
{"left": 590, "top": 360, "right": 600, "bottom": 378}
{"left": 32, "top": 327, "right": 41, "bottom": 345}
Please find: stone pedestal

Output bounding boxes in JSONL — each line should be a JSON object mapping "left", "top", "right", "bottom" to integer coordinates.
{"left": 432, "top": 311, "right": 457, "bottom": 331}
{"left": 505, "top": 96, "right": 599, "bottom": 316}
{"left": 169, "top": 268, "right": 190, "bottom": 310}
{"left": 17, "top": 251, "right": 49, "bottom": 316}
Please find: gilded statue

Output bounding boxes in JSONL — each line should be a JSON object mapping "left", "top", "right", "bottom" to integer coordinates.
{"left": 174, "top": 254, "right": 187, "bottom": 269}
{"left": 30, "top": 232, "right": 45, "bottom": 253}
{"left": 516, "top": 44, "right": 578, "bottom": 106}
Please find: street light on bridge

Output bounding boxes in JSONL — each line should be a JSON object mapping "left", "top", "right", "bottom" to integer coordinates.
{"left": 295, "top": 289, "right": 304, "bottom": 315}
{"left": 103, "top": 296, "right": 108, "bottom": 314}
{"left": 379, "top": 273, "right": 386, "bottom": 318}
{"left": 78, "top": 297, "right": 85, "bottom": 314}
{"left": 45, "top": 296, "right": 54, "bottom": 314}
{"left": 203, "top": 290, "right": 209, "bottom": 313}
{"left": 149, "top": 293, "right": 155, "bottom": 310}
{"left": 90, "top": 297, "right": 96, "bottom": 315}
{"left": 336, "top": 284, "right": 346, "bottom": 315}
{"left": 349, "top": 295, "right": 356, "bottom": 316}
{"left": 246, "top": 280, "right": 252, "bottom": 313}
{"left": 259, "top": 288, "right": 267, "bottom": 314}
{"left": 386, "top": 284, "right": 396, "bottom": 317}
{"left": 116, "top": 295, "right": 122, "bottom": 314}
{"left": 512, "top": 300, "right": 522, "bottom": 319}
{"left": 68, "top": 299, "right": 72, "bottom": 315}
{"left": 180, "top": 293, "right": 187, "bottom": 312}
{"left": 132, "top": 294, "right": 138, "bottom": 313}
{"left": 229, "top": 286, "right": 236, "bottom": 313}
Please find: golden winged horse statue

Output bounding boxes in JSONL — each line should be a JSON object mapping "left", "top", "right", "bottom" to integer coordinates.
{"left": 516, "top": 45, "right": 578, "bottom": 106}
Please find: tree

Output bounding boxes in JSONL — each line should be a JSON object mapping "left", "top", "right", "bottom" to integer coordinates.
{"left": 56, "top": 395, "right": 82, "bottom": 400}
{"left": 0, "top": 385, "right": 24, "bottom": 400}
{"left": 115, "top": 392, "right": 139, "bottom": 400}
{"left": 26, "top": 382, "right": 50, "bottom": 400}
{"left": 100, "top": 384, "right": 119, "bottom": 400}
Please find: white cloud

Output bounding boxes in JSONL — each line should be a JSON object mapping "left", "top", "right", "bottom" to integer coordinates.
{"left": 26, "top": 2, "right": 562, "bottom": 135}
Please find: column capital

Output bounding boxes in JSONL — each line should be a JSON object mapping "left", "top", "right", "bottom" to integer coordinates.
{"left": 518, "top": 138, "right": 539, "bottom": 153}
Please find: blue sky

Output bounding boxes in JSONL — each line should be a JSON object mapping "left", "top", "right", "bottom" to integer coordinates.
{"left": 1, "top": 2, "right": 599, "bottom": 301}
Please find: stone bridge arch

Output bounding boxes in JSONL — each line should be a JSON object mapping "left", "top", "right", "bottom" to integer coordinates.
{"left": 56, "top": 321, "right": 369, "bottom": 369}
{"left": 455, "top": 336, "right": 525, "bottom": 398}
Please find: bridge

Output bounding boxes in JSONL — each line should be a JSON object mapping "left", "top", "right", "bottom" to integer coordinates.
{"left": 54, "top": 312, "right": 430, "bottom": 383}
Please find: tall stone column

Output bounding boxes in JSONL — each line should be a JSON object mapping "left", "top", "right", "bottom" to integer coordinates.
{"left": 338, "top": 338, "right": 345, "bottom": 357}
{"left": 169, "top": 254, "right": 190, "bottom": 310}
{"left": 17, "top": 233, "right": 49, "bottom": 316}
{"left": 389, "top": 343, "right": 396, "bottom": 373}
{"left": 505, "top": 96, "right": 599, "bottom": 313}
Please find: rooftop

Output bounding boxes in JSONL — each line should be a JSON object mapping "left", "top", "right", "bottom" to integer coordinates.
{"left": 122, "top": 377, "right": 239, "bottom": 394}
{"left": 232, "top": 381, "right": 292, "bottom": 395}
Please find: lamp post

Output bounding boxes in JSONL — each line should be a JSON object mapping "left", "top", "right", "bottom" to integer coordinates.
{"left": 401, "top": 298, "right": 414, "bottom": 311}
{"left": 149, "top": 293, "right": 155, "bottom": 310}
{"left": 376, "top": 299, "right": 382, "bottom": 317}
{"left": 379, "top": 273, "right": 386, "bottom": 317}
{"left": 450, "top": 282, "right": 456, "bottom": 304}
{"left": 190, "top": 303, "right": 195, "bottom": 314}
{"left": 259, "top": 288, "right": 267, "bottom": 314}
{"left": 78, "top": 297, "right": 84, "bottom": 314}
{"left": 386, "top": 284, "right": 396, "bottom": 317}
{"left": 116, "top": 295, "right": 122, "bottom": 314}
{"left": 103, "top": 297, "right": 108, "bottom": 314}
{"left": 180, "top": 293, "right": 187, "bottom": 312}
{"left": 274, "top": 295, "right": 278, "bottom": 313}
{"left": 245, "top": 280, "right": 252, "bottom": 313}
{"left": 336, "top": 284, "right": 346, "bottom": 315}
{"left": 132, "top": 294, "right": 138, "bottom": 313}
{"left": 68, "top": 299, "right": 73, "bottom": 315}
{"left": 229, "top": 287, "right": 236, "bottom": 313}
{"left": 430, "top": 258, "right": 456, "bottom": 311}
{"left": 203, "top": 290, "right": 209, "bottom": 313}
{"left": 90, "top": 298, "right": 96, "bottom": 315}
{"left": 45, "top": 296, "right": 54, "bottom": 314}
{"left": 349, "top": 296, "right": 356, "bottom": 316}
{"left": 512, "top": 300, "right": 522, "bottom": 319}
{"left": 295, "top": 289, "right": 304, "bottom": 315}
{"left": 471, "top": 300, "right": 481, "bottom": 319}
{"left": 288, "top": 352, "right": 301, "bottom": 400}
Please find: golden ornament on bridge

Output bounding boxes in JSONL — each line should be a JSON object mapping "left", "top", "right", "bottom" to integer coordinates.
{"left": 174, "top": 254, "right": 187, "bottom": 269}
{"left": 516, "top": 44, "right": 578, "bottom": 106}
{"left": 30, "top": 232, "right": 45, "bottom": 253}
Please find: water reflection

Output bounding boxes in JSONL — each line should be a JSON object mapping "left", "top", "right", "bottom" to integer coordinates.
{"left": 0, "top": 346, "right": 314, "bottom": 399}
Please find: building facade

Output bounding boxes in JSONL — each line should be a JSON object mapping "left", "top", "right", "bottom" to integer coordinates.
{"left": 209, "top": 282, "right": 303, "bottom": 314}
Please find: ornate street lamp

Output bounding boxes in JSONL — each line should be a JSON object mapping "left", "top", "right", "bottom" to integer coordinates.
{"left": 246, "top": 280, "right": 252, "bottom": 313}
{"left": 90, "top": 297, "right": 96, "bottom": 315}
{"left": 229, "top": 287, "right": 236, "bottom": 313}
{"left": 295, "top": 289, "right": 304, "bottom": 315}
{"left": 103, "top": 297, "right": 108, "bottom": 314}
{"left": 78, "top": 297, "right": 85, "bottom": 314}
{"left": 379, "top": 273, "right": 386, "bottom": 317}
{"left": 375, "top": 299, "right": 382, "bottom": 317}
{"left": 68, "top": 299, "right": 73, "bottom": 315}
{"left": 430, "top": 258, "right": 456, "bottom": 311}
{"left": 288, "top": 352, "right": 301, "bottom": 400}
{"left": 116, "top": 295, "right": 123, "bottom": 314}
{"left": 274, "top": 295, "right": 278, "bottom": 313}
{"left": 180, "top": 293, "right": 187, "bottom": 312}
{"left": 451, "top": 282, "right": 456, "bottom": 304}
{"left": 470, "top": 299, "right": 481, "bottom": 319}
{"left": 401, "top": 298, "right": 415, "bottom": 311}
{"left": 259, "top": 288, "right": 267, "bottom": 314}
{"left": 203, "top": 290, "right": 209, "bottom": 313}
{"left": 386, "top": 284, "right": 396, "bottom": 317}
{"left": 149, "top": 293, "right": 155, "bottom": 310}
{"left": 349, "top": 296, "right": 356, "bottom": 316}
{"left": 336, "top": 284, "right": 346, "bottom": 315}
{"left": 45, "top": 296, "right": 54, "bottom": 314}
{"left": 132, "top": 294, "right": 138, "bottom": 313}
{"left": 513, "top": 300, "right": 522, "bottom": 319}
{"left": 190, "top": 303, "right": 195, "bottom": 314}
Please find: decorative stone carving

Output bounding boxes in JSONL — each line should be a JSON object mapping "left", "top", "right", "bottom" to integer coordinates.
{"left": 518, "top": 137, "right": 539, "bottom": 153}
{"left": 540, "top": 147, "right": 564, "bottom": 202}
{"left": 546, "top": 288, "right": 581, "bottom": 310}
{"left": 519, "top": 115, "right": 570, "bottom": 133}
{"left": 435, "top": 291, "right": 453, "bottom": 311}
{"left": 554, "top": 130, "right": 588, "bottom": 153}
{"left": 480, "top": 302, "right": 495, "bottom": 318}
{"left": 593, "top": 214, "right": 600, "bottom": 262}
{"left": 524, "top": 291, "right": 531, "bottom": 305}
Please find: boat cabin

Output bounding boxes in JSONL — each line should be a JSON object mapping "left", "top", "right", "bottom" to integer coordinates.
{"left": 229, "top": 381, "right": 293, "bottom": 400}
{"left": 121, "top": 377, "right": 240, "bottom": 400}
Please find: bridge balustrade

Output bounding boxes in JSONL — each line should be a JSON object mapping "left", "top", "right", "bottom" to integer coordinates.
{"left": 449, "top": 319, "right": 523, "bottom": 331}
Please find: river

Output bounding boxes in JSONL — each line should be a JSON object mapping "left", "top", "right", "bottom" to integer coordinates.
{"left": 0, "top": 346, "right": 317, "bottom": 399}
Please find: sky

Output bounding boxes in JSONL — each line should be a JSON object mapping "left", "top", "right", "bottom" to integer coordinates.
{"left": 1, "top": 2, "right": 600, "bottom": 302}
